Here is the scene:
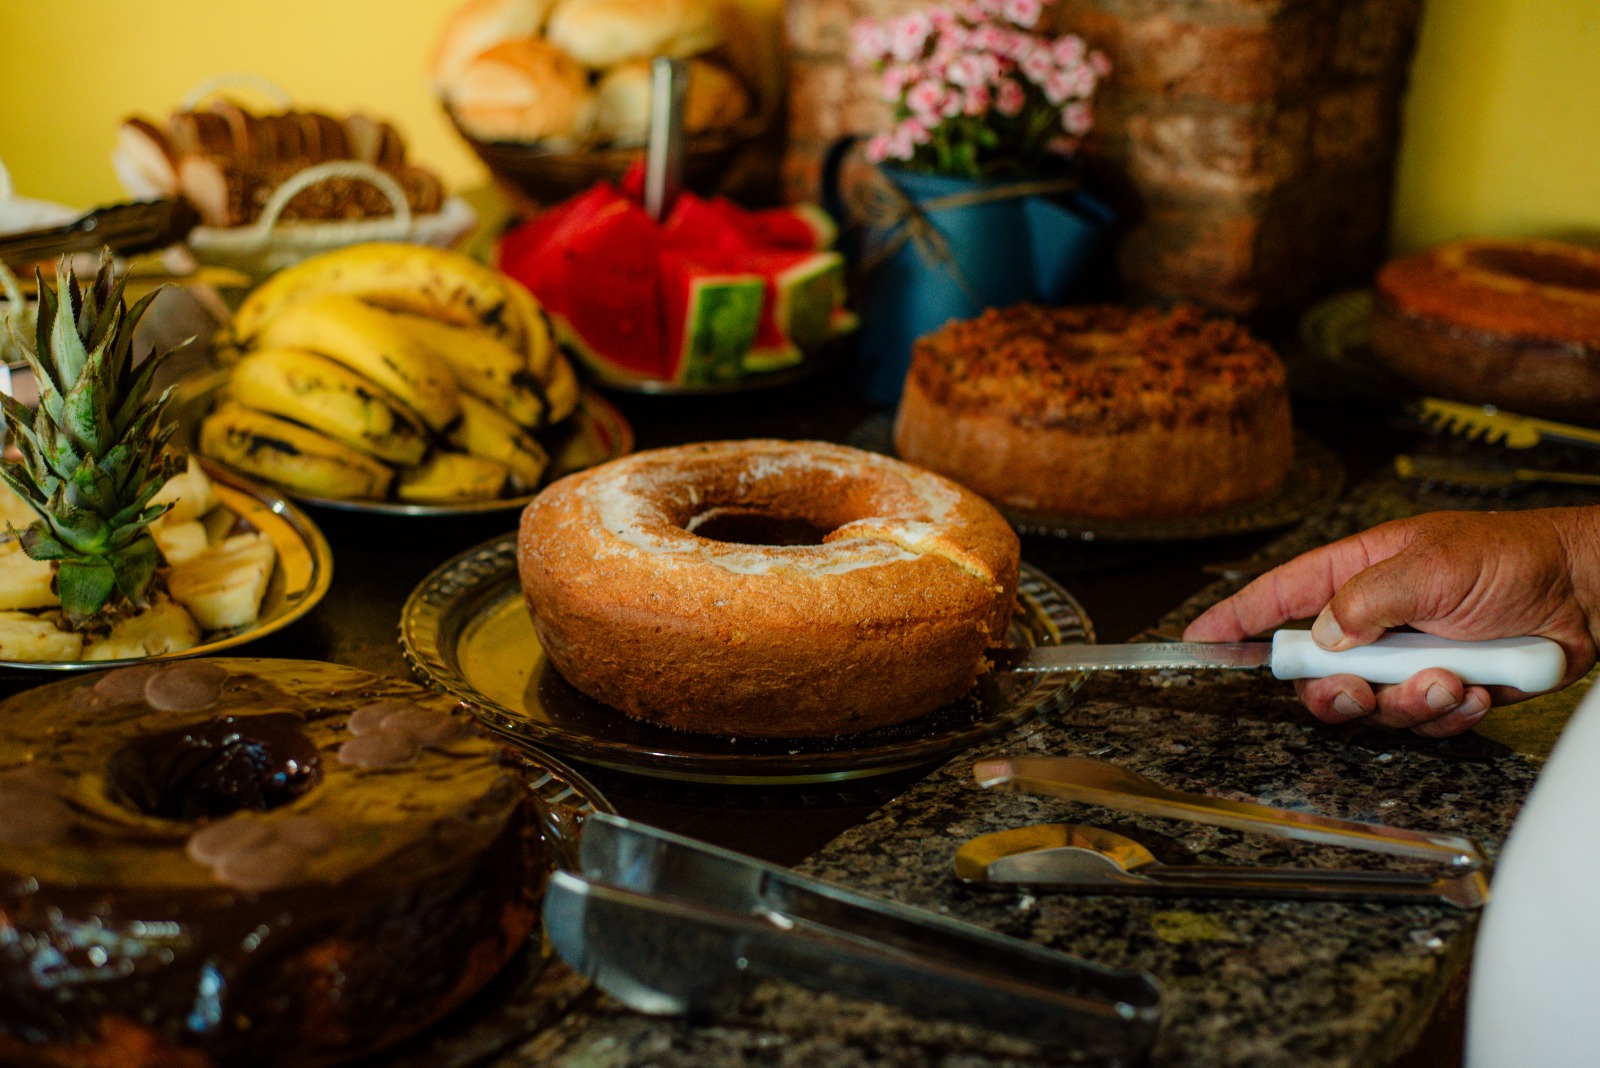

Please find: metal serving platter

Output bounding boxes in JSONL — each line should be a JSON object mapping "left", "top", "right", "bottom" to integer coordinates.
{"left": 401, "top": 537, "right": 1094, "bottom": 786}
{"left": 0, "top": 460, "right": 332, "bottom": 673}
{"left": 851, "top": 415, "right": 1345, "bottom": 543}
{"left": 167, "top": 369, "right": 633, "bottom": 517}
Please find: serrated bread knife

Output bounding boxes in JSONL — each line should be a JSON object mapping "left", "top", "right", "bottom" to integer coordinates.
{"left": 991, "top": 631, "right": 1566, "bottom": 692}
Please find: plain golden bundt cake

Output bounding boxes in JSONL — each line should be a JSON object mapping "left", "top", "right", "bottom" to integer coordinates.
{"left": 516, "top": 439, "right": 1021, "bottom": 737}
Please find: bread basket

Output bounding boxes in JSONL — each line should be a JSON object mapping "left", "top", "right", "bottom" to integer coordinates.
{"left": 185, "top": 160, "right": 477, "bottom": 278}
{"left": 450, "top": 110, "right": 761, "bottom": 207}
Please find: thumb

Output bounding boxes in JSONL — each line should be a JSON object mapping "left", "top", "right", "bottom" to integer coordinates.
{"left": 1313, "top": 551, "right": 1437, "bottom": 650}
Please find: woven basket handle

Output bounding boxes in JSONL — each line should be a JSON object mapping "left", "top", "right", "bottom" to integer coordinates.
{"left": 251, "top": 161, "right": 414, "bottom": 239}
{"left": 180, "top": 73, "right": 294, "bottom": 112}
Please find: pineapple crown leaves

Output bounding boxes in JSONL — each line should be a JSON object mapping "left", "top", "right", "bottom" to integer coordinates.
{"left": 0, "top": 251, "right": 184, "bottom": 624}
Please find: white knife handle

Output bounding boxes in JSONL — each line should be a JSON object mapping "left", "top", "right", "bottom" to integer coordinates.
{"left": 1269, "top": 630, "right": 1566, "bottom": 691}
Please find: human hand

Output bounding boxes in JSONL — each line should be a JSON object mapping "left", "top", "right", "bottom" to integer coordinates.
{"left": 1183, "top": 507, "right": 1600, "bottom": 736}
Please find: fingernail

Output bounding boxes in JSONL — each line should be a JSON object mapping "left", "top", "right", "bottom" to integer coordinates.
{"left": 1312, "top": 609, "right": 1345, "bottom": 650}
{"left": 1458, "top": 694, "right": 1488, "bottom": 721}
{"left": 1333, "top": 692, "right": 1368, "bottom": 718}
{"left": 1426, "top": 684, "right": 1458, "bottom": 712}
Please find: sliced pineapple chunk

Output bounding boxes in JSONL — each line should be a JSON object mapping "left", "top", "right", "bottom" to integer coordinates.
{"left": 152, "top": 519, "right": 211, "bottom": 566}
{"left": 82, "top": 597, "right": 203, "bottom": 661}
{"left": 150, "top": 455, "right": 220, "bottom": 523}
{"left": 0, "top": 541, "right": 58, "bottom": 610}
{"left": 0, "top": 611, "right": 83, "bottom": 662}
{"left": 167, "top": 531, "right": 276, "bottom": 632}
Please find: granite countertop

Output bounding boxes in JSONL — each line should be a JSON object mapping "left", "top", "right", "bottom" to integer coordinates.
{"left": 478, "top": 467, "right": 1596, "bottom": 1068}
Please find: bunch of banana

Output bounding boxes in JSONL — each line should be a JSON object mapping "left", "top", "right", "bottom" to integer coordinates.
{"left": 202, "top": 242, "right": 580, "bottom": 504}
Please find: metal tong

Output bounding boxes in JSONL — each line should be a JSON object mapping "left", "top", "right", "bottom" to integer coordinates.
{"left": 960, "top": 757, "right": 1489, "bottom": 910}
{"left": 544, "top": 811, "right": 1163, "bottom": 1063}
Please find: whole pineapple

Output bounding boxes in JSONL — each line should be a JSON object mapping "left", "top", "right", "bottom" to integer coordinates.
{"left": 0, "top": 251, "right": 181, "bottom": 628}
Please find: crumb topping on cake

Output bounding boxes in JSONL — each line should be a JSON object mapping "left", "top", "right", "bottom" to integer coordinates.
{"left": 908, "top": 304, "right": 1287, "bottom": 431}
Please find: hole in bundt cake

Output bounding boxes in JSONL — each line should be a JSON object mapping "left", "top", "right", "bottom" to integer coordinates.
{"left": 686, "top": 508, "right": 835, "bottom": 546}
{"left": 1468, "top": 247, "right": 1600, "bottom": 292}
{"left": 107, "top": 713, "right": 322, "bottom": 821}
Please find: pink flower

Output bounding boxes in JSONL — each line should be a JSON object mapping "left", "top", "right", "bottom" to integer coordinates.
{"left": 1002, "top": 0, "right": 1043, "bottom": 29}
{"left": 897, "top": 117, "right": 934, "bottom": 145}
{"left": 995, "top": 77, "right": 1026, "bottom": 116}
{"left": 864, "top": 132, "right": 893, "bottom": 163}
{"left": 940, "top": 87, "right": 964, "bottom": 117}
{"left": 954, "top": 0, "right": 986, "bottom": 23}
{"left": 1089, "top": 49, "right": 1112, "bottom": 77}
{"left": 929, "top": 7, "right": 956, "bottom": 31}
{"left": 976, "top": 0, "right": 1007, "bottom": 17}
{"left": 930, "top": 25, "right": 969, "bottom": 62}
{"left": 1067, "top": 62, "right": 1098, "bottom": 96}
{"left": 1061, "top": 101, "right": 1094, "bottom": 136}
{"left": 887, "top": 127, "right": 918, "bottom": 160}
{"left": 944, "top": 53, "right": 985, "bottom": 87}
{"left": 906, "top": 77, "right": 948, "bottom": 119}
{"left": 880, "top": 63, "right": 918, "bottom": 102}
{"left": 849, "top": 21, "right": 889, "bottom": 67}
{"left": 1019, "top": 42, "right": 1055, "bottom": 83}
{"left": 969, "top": 24, "right": 1008, "bottom": 55}
{"left": 1043, "top": 68, "right": 1077, "bottom": 105}
{"left": 963, "top": 83, "right": 993, "bottom": 116}
{"left": 1051, "top": 35, "right": 1086, "bottom": 68}
{"left": 889, "top": 10, "right": 934, "bottom": 62}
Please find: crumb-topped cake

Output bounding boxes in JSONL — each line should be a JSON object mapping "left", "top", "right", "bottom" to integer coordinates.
{"left": 894, "top": 304, "right": 1295, "bottom": 521}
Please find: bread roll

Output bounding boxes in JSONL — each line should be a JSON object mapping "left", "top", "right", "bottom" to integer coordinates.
{"left": 447, "top": 37, "right": 596, "bottom": 144}
{"left": 112, "top": 118, "right": 179, "bottom": 199}
{"left": 545, "top": 0, "right": 722, "bottom": 69}
{"left": 593, "top": 58, "right": 751, "bottom": 145}
{"left": 431, "top": 0, "right": 561, "bottom": 93}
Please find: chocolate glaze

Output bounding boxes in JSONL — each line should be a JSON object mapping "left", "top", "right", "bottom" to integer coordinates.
{"left": 0, "top": 658, "right": 547, "bottom": 1068}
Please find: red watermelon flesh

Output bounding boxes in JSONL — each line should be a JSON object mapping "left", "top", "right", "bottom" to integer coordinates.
{"left": 707, "top": 199, "right": 838, "bottom": 251}
{"left": 498, "top": 186, "right": 667, "bottom": 381}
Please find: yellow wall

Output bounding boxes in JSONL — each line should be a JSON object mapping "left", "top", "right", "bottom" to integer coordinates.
{"left": 1392, "top": 0, "right": 1600, "bottom": 252}
{"left": 0, "top": 0, "right": 1594, "bottom": 254}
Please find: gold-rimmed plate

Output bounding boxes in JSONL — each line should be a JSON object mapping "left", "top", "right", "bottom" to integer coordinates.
{"left": 400, "top": 535, "right": 1094, "bottom": 786}
{"left": 167, "top": 370, "right": 634, "bottom": 517}
{"left": 0, "top": 461, "right": 332, "bottom": 673}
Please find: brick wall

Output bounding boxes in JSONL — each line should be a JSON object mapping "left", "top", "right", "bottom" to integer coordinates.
{"left": 784, "top": 0, "right": 1425, "bottom": 318}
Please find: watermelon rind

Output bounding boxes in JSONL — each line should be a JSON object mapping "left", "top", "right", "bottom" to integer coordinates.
{"left": 670, "top": 273, "right": 766, "bottom": 386}
{"left": 774, "top": 251, "right": 845, "bottom": 352}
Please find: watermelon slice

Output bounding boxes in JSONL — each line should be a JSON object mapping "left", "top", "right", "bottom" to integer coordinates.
{"left": 708, "top": 199, "right": 839, "bottom": 251}
{"left": 708, "top": 248, "right": 845, "bottom": 373}
{"left": 660, "top": 249, "right": 765, "bottom": 386}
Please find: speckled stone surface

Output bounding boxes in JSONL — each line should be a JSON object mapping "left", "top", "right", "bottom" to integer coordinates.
{"left": 490, "top": 471, "right": 1598, "bottom": 1068}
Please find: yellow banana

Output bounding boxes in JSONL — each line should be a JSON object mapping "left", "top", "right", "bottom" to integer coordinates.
{"left": 233, "top": 242, "right": 539, "bottom": 354}
{"left": 253, "top": 294, "right": 460, "bottom": 431}
{"left": 199, "top": 403, "right": 395, "bottom": 500}
{"left": 447, "top": 394, "right": 550, "bottom": 490}
{"left": 505, "top": 278, "right": 556, "bottom": 381}
{"left": 229, "top": 347, "right": 430, "bottom": 465}
{"left": 397, "top": 453, "right": 509, "bottom": 503}
{"left": 542, "top": 350, "right": 581, "bottom": 427}
{"left": 388, "top": 311, "right": 551, "bottom": 429}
